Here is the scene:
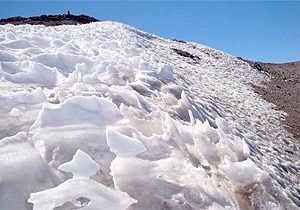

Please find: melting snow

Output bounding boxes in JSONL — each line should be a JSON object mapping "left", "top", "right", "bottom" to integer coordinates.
{"left": 28, "top": 150, "right": 136, "bottom": 210}
{"left": 106, "top": 128, "right": 147, "bottom": 157}
{"left": 0, "top": 22, "right": 299, "bottom": 209}
{"left": 58, "top": 149, "right": 100, "bottom": 178}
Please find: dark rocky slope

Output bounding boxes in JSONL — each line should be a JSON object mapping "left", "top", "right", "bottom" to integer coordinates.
{"left": 0, "top": 13, "right": 99, "bottom": 26}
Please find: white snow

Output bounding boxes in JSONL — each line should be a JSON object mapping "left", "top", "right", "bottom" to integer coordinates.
{"left": 31, "top": 95, "right": 123, "bottom": 129}
{"left": 29, "top": 150, "right": 136, "bottom": 210}
{"left": 58, "top": 149, "right": 100, "bottom": 178}
{"left": 106, "top": 128, "right": 146, "bottom": 157}
{"left": 28, "top": 178, "right": 136, "bottom": 210}
{"left": 220, "top": 158, "right": 267, "bottom": 186}
{"left": 0, "top": 133, "right": 57, "bottom": 210}
{"left": 0, "top": 21, "right": 299, "bottom": 210}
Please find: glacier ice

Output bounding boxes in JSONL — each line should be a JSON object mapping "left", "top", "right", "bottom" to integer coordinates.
{"left": 106, "top": 128, "right": 146, "bottom": 157}
{"left": 0, "top": 133, "right": 57, "bottom": 210}
{"left": 28, "top": 150, "right": 136, "bottom": 210}
{"left": 0, "top": 21, "right": 299, "bottom": 209}
{"left": 58, "top": 149, "right": 101, "bottom": 179}
{"left": 31, "top": 95, "right": 123, "bottom": 129}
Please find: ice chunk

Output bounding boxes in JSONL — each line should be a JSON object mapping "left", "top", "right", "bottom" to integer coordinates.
{"left": 159, "top": 64, "right": 174, "bottom": 81}
{"left": 3, "top": 62, "right": 64, "bottom": 87}
{"left": 0, "top": 132, "right": 27, "bottom": 146}
{"left": 0, "top": 50, "right": 16, "bottom": 62}
{"left": 34, "top": 53, "right": 90, "bottom": 75}
{"left": 138, "top": 60, "right": 151, "bottom": 71}
{"left": 106, "top": 129, "right": 146, "bottom": 157}
{"left": 0, "top": 62, "right": 3, "bottom": 79}
{"left": 58, "top": 149, "right": 100, "bottom": 178}
{"left": 4, "top": 39, "right": 32, "bottom": 49}
{"left": 0, "top": 87, "right": 46, "bottom": 111}
{"left": 27, "top": 35, "right": 51, "bottom": 48}
{"left": 29, "top": 148, "right": 136, "bottom": 210}
{"left": 1, "top": 61, "right": 22, "bottom": 74}
{"left": 0, "top": 133, "right": 57, "bottom": 210}
{"left": 220, "top": 158, "right": 267, "bottom": 186}
{"left": 28, "top": 178, "right": 136, "bottom": 210}
{"left": 31, "top": 96, "right": 123, "bottom": 128}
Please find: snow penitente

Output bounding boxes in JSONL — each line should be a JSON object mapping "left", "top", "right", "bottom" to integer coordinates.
{"left": 0, "top": 20, "right": 299, "bottom": 210}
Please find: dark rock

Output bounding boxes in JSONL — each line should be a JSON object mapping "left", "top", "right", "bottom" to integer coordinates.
{"left": 0, "top": 13, "right": 99, "bottom": 26}
{"left": 172, "top": 39, "right": 187, "bottom": 44}
{"left": 172, "top": 48, "right": 200, "bottom": 61}
{"left": 253, "top": 63, "right": 264, "bottom": 72}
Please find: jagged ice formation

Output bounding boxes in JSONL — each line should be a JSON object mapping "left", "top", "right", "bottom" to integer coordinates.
{"left": 0, "top": 22, "right": 299, "bottom": 210}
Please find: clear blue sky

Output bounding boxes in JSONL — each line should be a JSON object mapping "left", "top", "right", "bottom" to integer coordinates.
{"left": 1, "top": 1, "right": 299, "bottom": 63}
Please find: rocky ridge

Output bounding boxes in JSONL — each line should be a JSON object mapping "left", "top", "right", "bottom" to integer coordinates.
{"left": 0, "top": 13, "right": 99, "bottom": 26}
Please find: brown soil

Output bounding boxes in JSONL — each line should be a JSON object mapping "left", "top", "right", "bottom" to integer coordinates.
{"left": 240, "top": 58, "right": 300, "bottom": 140}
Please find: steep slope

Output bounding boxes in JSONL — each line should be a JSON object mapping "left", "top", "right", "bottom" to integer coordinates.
{"left": 0, "top": 22, "right": 299, "bottom": 210}
{"left": 240, "top": 59, "right": 300, "bottom": 139}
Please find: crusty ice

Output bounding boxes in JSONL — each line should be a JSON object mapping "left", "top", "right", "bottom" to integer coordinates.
{"left": 0, "top": 21, "right": 299, "bottom": 209}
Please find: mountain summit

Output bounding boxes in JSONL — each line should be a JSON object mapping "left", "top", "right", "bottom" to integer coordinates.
{"left": 0, "top": 20, "right": 299, "bottom": 210}
{"left": 0, "top": 12, "right": 99, "bottom": 26}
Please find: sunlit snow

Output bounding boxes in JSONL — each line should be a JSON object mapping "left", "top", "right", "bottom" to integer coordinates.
{"left": 0, "top": 22, "right": 299, "bottom": 210}
{"left": 58, "top": 149, "right": 100, "bottom": 179}
{"left": 28, "top": 149, "right": 136, "bottom": 210}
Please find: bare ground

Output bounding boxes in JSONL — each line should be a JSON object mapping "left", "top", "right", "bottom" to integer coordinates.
{"left": 240, "top": 58, "right": 300, "bottom": 140}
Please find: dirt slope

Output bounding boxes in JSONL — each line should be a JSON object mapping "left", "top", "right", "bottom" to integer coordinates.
{"left": 240, "top": 58, "right": 300, "bottom": 140}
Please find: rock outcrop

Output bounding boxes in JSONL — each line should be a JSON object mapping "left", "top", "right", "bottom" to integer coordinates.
{"left": 0, "top": 13, "right": 99, "bottom": 26}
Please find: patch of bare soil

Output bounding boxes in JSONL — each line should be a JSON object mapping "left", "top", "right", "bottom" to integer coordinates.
{"left": 240, "top": 58, "right": 300, "bottom": 140}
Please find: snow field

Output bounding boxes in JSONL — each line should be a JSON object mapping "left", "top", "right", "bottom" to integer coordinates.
{"left": 0, "top": 22, "right": 299, "bottom": 209}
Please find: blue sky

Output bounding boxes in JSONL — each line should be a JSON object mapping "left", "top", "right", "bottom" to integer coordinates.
{"left": 1, "top": 1, "right": 299, "bottom": 63}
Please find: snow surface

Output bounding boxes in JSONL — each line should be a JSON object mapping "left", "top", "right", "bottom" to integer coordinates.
{"left": 29, "top": 149, "right": 136, "bottom": 210}
{"left": 58, "top": 149, "right": 100, "bottom": 179}
{"left": 0, "top": 22, "right": 299, "bottom": 210}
